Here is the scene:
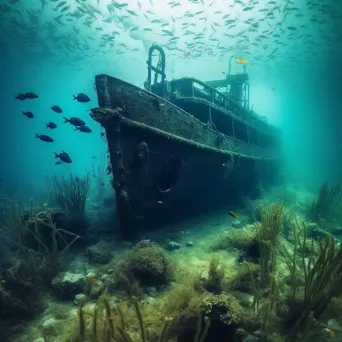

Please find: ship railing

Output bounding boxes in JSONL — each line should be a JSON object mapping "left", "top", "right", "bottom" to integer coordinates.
{"left": 170, "top": 77, "right": 277, "bottom": 136}
{"left": 229, "top": 138, "right": 279, "bottom": 159}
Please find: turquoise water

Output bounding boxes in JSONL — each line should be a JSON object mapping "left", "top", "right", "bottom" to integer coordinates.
{"left": 0, "top": 0, "right": 341, "bottom": 341}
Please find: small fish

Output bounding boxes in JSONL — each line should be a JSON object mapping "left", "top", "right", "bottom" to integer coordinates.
{"left": 75, "top": 125, "right": 92, "bottom": 133}
{"left": 101, "top": 132, "right": 105, "bottom": 137}
{"left": 54, "top": 151, "right": 72, "bottom": 163}
{"left": 64, "top": 117, "right": 86, "bottom": 126}
{"left": 51, "top": 105, "right": 62, "bottom": 113}
{"left": 236, "top": 58, "right": 248, "bottom": 65}
{"left": 55, "top": 161, "right": 62, "bottom": 165}
{"left": 324, "top": 328, "right": 335, "bottom": 339}
{"left": 73, "top": 93, "right": 90, "bottom": 102}
{"left": 228, "top": 211, "right": 238, "bottom": 218}
{"left": 41, "top": 203, "right": 48, "bottom": 207}
{"left": 92, "top": 156, "right": 97, "bottom": 159}
{"left": 271, "top": 87, "right": 276, "bottom": 91}
{"left": 23, "top": 111, "right": 34, "bottom": 118}
{"left": 15, "top": 93, "right": 26, "bottom": 100}
{"left": 24, "top": 92, "right": 38, "bottom": 99}
{"left": 88, "top": 277, "right": 97, "bottom": 284}
{"left": 35, "top": 133, "right": 53, "bottom": 142}
{"left": 183, "top": 51, "right": 190, "bottom": 56}
{"left": 157, "top": 200, "right": 163, "bottom": 204}
{"left": 46, "top": 122, "right": 57, "bottom": 129}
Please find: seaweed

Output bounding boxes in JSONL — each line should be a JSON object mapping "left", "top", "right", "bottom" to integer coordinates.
{"left": 281, "top": 219, "right": 342, "bottom": 341}
{"left": 73, "top": 296, "right": 209, "bottom": 342}
{"left": 307, "top": 182, "right": 342, "bottom": 223}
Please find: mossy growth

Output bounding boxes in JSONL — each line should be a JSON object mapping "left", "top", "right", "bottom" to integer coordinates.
{"left": 211, "top": 226, "right": 260, "bottom": 262}
{"left": 202, "top": 257, "right": 225, "bottom": 294}
{"left": 113, "top": 241, "right": 174, "bottom": 294}
{"left": 67, "top": 294, "right": 211, "bottom": 342}
{"left": 227, "top": 262, "right": 260, "bottom": 294}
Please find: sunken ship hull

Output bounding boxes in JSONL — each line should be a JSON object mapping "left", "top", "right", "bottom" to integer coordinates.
{"left": 92, "top": 72, "right": 282, "bottom": 239}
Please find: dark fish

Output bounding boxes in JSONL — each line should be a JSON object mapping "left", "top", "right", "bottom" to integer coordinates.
{"left": 51, "top": 105, "right": 62, "bottom": 113}
{"left": 73, "top": 93, "right": 90, "bottom": 102}
{"left": 228, "top": 211, "right": 238, "bottom": 218}
{"left": 35, "top": 133, "right": 53, "bottom": 142}
{"left": 23, "top": 111, "right": 34, "bottom": 118}
{"left": 54, "top": 151, "right": 72, "bottom": 163}
{"left": 55, "top": 161, "right": 62, "bottom": 165}
{"left": 24, "top": 92, "right": 38, "bottom": 99}
{"left": 75, "top": 125, "right": 92, "bottom": 133}
{"left": 63, "top": 116, "right": 86, "bottom": 126}
{"left": 15, "top": 93, "right": 26, "bottom": 100}
{"left": 101, "top": 132, "right": 105, "bottom": 137}
{"left": 46, "top": 122, "right": 57, "bottom": 129}
{"left": 92, "top": 156, "right": 97, "bottom": 159}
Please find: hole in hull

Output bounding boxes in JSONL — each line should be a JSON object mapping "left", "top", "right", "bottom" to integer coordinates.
{"left": 158, "top": 156, "right": 182, "bottom": 193}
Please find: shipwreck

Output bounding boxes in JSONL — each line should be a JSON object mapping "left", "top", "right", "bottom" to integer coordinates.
{"left": 91, "top": 44, "right": 282, "bottom": 239}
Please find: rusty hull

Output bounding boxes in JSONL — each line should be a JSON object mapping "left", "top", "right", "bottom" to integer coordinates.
{"left": 91, "top": 74, "right": 281, "bottom": 239}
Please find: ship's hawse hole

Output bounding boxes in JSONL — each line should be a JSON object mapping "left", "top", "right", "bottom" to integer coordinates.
{"left": 158, "top": 156, "right": 182, "bottom": 193}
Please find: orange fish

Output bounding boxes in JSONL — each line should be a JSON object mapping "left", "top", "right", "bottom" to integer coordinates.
{"left": 228, "top": 211, "right": 238, "bottom": 218}
{"left": 183, "top": 51, "right": 190, "bottom": 57}
{"left": 88, "top": 277, "right": 97, "bottom": 284}
{"left": 236, "top": 58, "right": 248, "bottom": 65}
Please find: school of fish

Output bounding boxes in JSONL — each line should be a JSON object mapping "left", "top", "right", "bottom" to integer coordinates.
{"left": 0, "top": 0, "right": 341, "bottom": 74}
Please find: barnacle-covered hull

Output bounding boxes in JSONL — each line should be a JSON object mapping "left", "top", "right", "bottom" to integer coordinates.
{"left": 92, "top": 75, "right": 282, "bottom": 239}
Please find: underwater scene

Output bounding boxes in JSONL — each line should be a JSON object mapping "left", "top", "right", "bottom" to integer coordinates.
{"left": 0, "top": 0, "right": 342, "bottom": 341}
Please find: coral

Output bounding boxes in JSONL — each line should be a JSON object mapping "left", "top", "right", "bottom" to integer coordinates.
{"left": 51, "top": 272, "right": 86, "bottom": 300}
{"left": 87, "top": 241, "right": 113, "bottom": 265}
{"left": 0, "top": 204, "right": 80, "bottom": 341}
{"left": 211, "top": 226, "right": 260, "bottom": 263}
{"left": 0, "top": 258, "right": 46, "bottom": 341}
{"left": 117, "top": 240, "right": 173, "bottom": 288}
{"left": 176, "top": 293, "right": 244, "bottom": 342}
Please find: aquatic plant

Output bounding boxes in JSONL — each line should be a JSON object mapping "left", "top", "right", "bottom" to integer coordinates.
{"left": 0, "top": 205, "right": 80, "bottom": 341}
{"left": 49, "top": 173, "right": 91, "bottom": 218}
{"left": 27, "top": 210, "right": 80, "bottom": 266}
{"left": 268, "top": 186, "right": 298, "bottom": 207}
{"left": 72, "top": 296, "right": 209, "bottom": 342}
{"left": 306, "top": 182, "right": 342, "bottom": 223}
{"left": 255, "top": 203, "right": 283, "bottom": 286}
{"left": 202, "top": 257, "right": 225, "bottom": 294}
{"left": 92, "top": 153, "right": 109, "bottom": 201}
{"left": 0, "top": 201, "right": 28, "bottom": 252}
{"left": 240, "top": 194, "right": 264, "bottom": 222}
{"left": 280, "top": 218, "right": 342, "bottom": 341}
